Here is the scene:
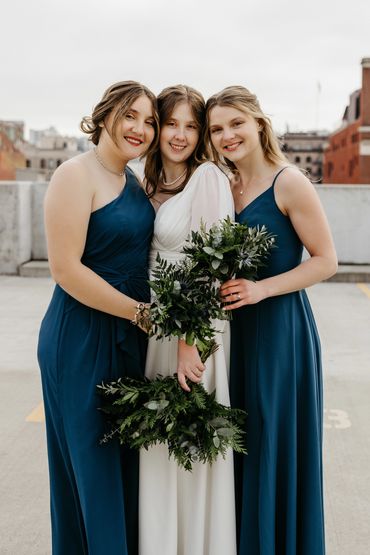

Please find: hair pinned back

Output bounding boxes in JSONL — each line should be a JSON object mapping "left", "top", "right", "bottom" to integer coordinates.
{"left": 80, "top": 80, "right": 159, "bottom": 158}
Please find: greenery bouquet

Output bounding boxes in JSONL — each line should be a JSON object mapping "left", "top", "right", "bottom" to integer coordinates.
{"left": 98, "top": 374, "right": 246, "bottom": 471}
{"left": 182, "top": 215, "right": 275, "bottom": 282}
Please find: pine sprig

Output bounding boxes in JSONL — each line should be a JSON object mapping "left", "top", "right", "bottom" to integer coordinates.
{"left": 98, "top": 375, "right": 247, "bottom": 471}
{"left": 182, "top": 216, "right": 276, "bottom": 282}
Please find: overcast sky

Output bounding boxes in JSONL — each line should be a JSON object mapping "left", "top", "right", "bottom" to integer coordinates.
{"left": 1, "top": 0, "right": 369, "bottom": 138}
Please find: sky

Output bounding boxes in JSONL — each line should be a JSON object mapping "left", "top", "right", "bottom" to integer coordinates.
{"left": 1, "top": 0, "right": 369, "bottom": 139}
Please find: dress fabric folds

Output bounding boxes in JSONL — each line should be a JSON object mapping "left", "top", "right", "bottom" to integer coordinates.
{"left": 139, "top": 162, "right": 237, "bottom": 555}
{"left": 38, "top": 168, "right": 154, "bottom": 555}
{"left": 231, "top": 169, "right": 325, "bottom": 554}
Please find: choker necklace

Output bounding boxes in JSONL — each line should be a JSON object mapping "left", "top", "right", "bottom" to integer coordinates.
{"left": 162, "top": 168, "right": 187, "bottom": 186}
{"left": 94, "top": 147, "right": 125, "bottom": 177}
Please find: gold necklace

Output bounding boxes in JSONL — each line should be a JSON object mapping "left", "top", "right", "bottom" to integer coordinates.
{"left": 94, "top": 147, "right": 125, "bottom": 177}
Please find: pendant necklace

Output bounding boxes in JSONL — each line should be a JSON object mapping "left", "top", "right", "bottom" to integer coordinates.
{"left": 237, "top": 180, "right": 245, "bottom": 196}
{"left": 94, "top": 147, "right": 125, "bottom": 177}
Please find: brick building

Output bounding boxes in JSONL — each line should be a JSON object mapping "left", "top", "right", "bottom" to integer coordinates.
{"left": 324, "top": 58, "right": 370, "bottom": 184}
{"left": 281, "top": 131, "right": 328, "bottom": 182}
{"left": 0, "top": 122, "right": 26, "bottom": 180}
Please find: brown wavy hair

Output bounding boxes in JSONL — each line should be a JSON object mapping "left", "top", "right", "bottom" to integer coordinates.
{"left": 205, "top": 86, "right": 287, "bottom": 174}
{"left": 145, "top": 85, "right": 209, "bottom": 198}
{"left": 80, "top": 80, "right": 159, "bottom": 158}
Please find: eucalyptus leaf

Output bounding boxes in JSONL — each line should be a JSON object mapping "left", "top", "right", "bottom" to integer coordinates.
{"left": 216, "top": 427, "right": 235, "bottom": 438}
{"left": 144, "top": 401, "right": 159, "bottom": 410}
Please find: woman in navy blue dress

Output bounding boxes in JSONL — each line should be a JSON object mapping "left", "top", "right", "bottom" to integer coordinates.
{"left": 38, "top": 81, "right": 159, "bottom": 555}
{"left": 206, "top": 86, "right": 337, "bottom": 554}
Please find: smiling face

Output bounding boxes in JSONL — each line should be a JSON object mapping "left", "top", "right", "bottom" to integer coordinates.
{"left": 208, "top": 105, "right": 261, "bottom": 164}
{"left": 104, "top": 94, "right": 156, "bottom": 161}
{"left": 159, "top": 101, "right": 200, "bottom": 166}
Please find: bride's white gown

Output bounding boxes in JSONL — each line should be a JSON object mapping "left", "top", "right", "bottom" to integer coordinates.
{"left": 139, "top": 162, "right": 237, "bottom": 555}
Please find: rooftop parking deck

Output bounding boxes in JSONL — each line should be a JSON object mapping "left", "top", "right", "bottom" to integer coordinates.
{"left": 0, "top": 277, "right": 369, "bottom": 554}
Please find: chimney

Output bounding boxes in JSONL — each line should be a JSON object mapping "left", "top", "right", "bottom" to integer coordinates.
{"left": 361, "top": 57, "right": 370, "bottom": 126}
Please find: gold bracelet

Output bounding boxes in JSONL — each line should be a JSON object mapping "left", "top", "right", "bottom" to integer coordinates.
{"left": 130, "top": 303, "right": 146, "bottom": 326}
{"left": 130, "top": 303, "right": 152, "bottom": 333}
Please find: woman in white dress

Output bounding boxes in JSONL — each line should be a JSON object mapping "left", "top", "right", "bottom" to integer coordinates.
{"left": 139, "top": 85, "right": 237, "bottom": 555}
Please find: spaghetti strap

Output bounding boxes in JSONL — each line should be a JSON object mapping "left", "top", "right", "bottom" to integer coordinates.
{"left": 271, "top": 166, "right": 290, "bottom": 188}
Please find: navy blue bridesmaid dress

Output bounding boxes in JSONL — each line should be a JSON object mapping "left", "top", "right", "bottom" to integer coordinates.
{"left": 38, "top": 167, "right": 154, "bottom": 555}
{"left": 230, "top": 168, "right": 325, "bottom": 554}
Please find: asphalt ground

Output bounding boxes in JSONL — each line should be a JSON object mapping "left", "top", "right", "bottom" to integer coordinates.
{"left": 0, "top": 277, "right": 369, "bottom": 554}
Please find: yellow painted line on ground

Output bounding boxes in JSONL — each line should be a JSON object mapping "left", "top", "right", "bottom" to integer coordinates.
{"left": 26, "top": 402, "right": 45, "bottom": 423}
{"left": 357, "top": 283, "right": 370, "bottom": 300}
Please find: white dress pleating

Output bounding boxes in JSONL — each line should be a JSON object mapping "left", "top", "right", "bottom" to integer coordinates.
{"left": 139, "top": 162, "right": 237, "bottom": 555}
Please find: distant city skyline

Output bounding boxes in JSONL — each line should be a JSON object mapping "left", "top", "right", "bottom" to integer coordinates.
{"left": 1, "top": 0, "right": 369, "bottom": 138}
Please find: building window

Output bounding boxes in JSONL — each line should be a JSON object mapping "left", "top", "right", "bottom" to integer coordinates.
{"left": 48, "top": 159, "right": 54, "bottom": 169}
{"left": 294, "top": 156, "right": 301, "bottom": 163}
{"left": 351, "top": 134, "right": 358, "bottom": 143}
{"left": 328, "top": 162, "right": 333, "bottom": 177}
{"left": 341, "top": 137, "right": 346, "bottom": 147}
{"left": 40, "top": 159, "right": 46, "bottom": 169}
{"left": 306, "top": 156, "right": 312, "bottom": 163}
{"left": 63, "top": 142, "right": 68, "bottom": 149}
{"left": 26, "top": 159, "right": 31, "bottom": 168}
{"left": 355, "top": 95, "right": 361, "bottom": 120}
{"left": 56, "top": 159, "right": 62, "bottom": 167}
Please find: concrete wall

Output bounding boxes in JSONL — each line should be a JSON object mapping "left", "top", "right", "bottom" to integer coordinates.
{"left": 316, "top": 185, "right": 370, "bottom": 264}
{"left": 31, "top": 182, "right": 48, "bottom": 259}
{"left": 0, "top": 182, "right": 32, "bottom": 274}
{"left": 0, "top": 181, "right": 370, "bottom": 274}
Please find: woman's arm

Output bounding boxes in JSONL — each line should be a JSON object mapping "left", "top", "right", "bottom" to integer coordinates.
{"left": 177, "top": 164, "right": 233, "bottom": 390}
{"left": 221, "top": 168, "right": 338, "bottom": 308}
{"left": 45, "top": 159, "right": 139, "bottom": 321}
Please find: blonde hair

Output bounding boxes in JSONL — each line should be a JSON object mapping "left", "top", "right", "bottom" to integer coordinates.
{"left": 205, "top": 85, "right": 287, "bottom": 173}
{"left": 145, "top": 84, "right": 209, "bottom": 198}
{"left": 80, "top": 80, "right": 159, "bottom": 158}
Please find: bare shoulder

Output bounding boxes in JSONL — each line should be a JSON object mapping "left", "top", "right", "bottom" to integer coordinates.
{"left": 275, "top": 166, "right": 321, "bottom": 215}
{"left": 51, "top": 152, "right": 90, "bottom": 181}
{"left": 276, "top": 166, "right": 314, "bottom": 196}
{"left": 46, "top": 152, "right": 94, "bottom": 198}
